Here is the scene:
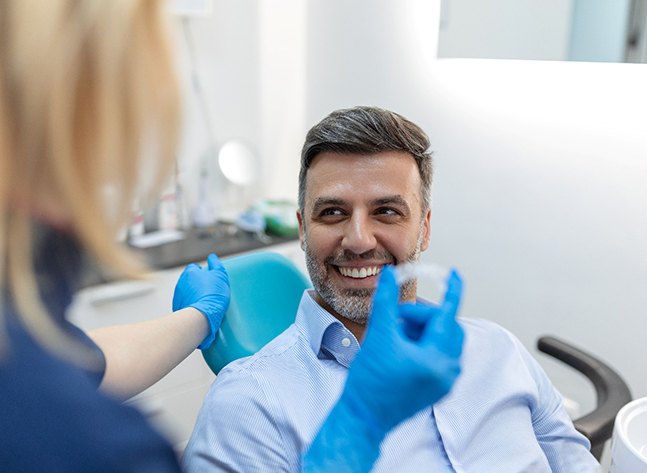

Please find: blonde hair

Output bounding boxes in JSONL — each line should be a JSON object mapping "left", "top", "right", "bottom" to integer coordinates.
{"left": 0, "top": 1, "right": 180, "bottom": 359}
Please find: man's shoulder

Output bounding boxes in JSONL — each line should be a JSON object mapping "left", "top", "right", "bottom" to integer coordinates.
{"left": 459, "top": 316, "right": 513, "bottom": 337}
{"left": 197, "top": 320, "right": 326, "bottom": 428}
{"left": 459, "top": 317, "right": 524, "bottom": 353}
{"left": 185, "top": 321, "right": 320, "bottom": 471}
{"left": 219, "top": 323, "right": 307, "bottom": 374}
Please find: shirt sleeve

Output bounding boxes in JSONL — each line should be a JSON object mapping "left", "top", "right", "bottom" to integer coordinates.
{"left": 513, "top": 336, "right": 600, "bottom": 472}
{"left": 182, "top": 367, "right": 291, "bottom": 473}
{"left": 63, "top": 320, "right": 107, "bottom": 386}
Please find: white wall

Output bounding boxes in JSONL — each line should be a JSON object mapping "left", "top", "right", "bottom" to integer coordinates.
{"left": 305, "top": 0, "right": 441, "bottom": 124}
{"left": 257, "top": 0, "right": 307, "bottom": 202}
{"left": 173, "top": 0, "right": 307, "bottom": 218}
{"left": 172, "top": 0, "right": 263, "bottom": 220}
{"left": 425, "top": 59, "right": 647, "bottom": 411}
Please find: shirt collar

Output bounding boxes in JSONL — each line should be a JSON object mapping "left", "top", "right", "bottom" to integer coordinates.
{"left": 295, "top": 290, "right": 361, "bottom": 368}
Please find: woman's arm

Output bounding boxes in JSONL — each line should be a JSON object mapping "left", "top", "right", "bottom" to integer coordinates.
{"left": 89, "top": 308, "right": 207, "bottom": 399}
{"left": 91, "top": 253, "right": 230, "bottom": 400}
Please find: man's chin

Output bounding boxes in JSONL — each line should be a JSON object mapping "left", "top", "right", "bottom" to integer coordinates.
{"left": 340, "top": 287, "right": 374, "bottom": 298}
{"left": 342, "top": 314, "right": 368, "bottom": 325}
{"left": 331, "top": 295, "right": 372, "bottom": 324}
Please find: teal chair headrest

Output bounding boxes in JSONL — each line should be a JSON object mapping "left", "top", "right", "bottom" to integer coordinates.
{"left": 202, "top": 251, "right": 311, "bottom": 374}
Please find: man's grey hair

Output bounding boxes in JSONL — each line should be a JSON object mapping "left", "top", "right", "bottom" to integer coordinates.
{"left": 298, "top": 106, "right": 433, "bottom": 213}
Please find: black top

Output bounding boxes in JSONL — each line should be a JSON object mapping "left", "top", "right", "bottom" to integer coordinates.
{"left": 0, "top": 225, "right": 181, "bottom": 472}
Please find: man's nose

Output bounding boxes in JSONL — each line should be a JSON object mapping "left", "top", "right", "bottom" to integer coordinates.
{"left": 341, "top": 214, "right": 377, "bottom": 254}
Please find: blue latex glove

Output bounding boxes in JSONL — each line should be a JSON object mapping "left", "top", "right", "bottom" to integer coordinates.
{"left": 172, "top": 253, "right": 230, "bottom": 350}
{"left": 303, "top": 266, "right": 464, "bottom": 472}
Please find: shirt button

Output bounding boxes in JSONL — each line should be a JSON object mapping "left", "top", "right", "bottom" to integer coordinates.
{"left": 341, "top": 337, "right": 351, "bottom": 348}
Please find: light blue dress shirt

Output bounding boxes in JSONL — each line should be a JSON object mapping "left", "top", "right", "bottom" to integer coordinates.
{"left": 183, "top": 290, "right": 599, "bottom": 472}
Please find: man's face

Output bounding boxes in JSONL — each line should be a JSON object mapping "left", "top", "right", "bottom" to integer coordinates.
{"left": 297, "top": 151, "right": 430, "bottom": 326}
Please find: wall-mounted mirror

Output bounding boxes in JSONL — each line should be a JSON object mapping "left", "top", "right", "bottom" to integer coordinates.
{"left": 218, "top": 140, "right": 259, "bottom": 186}
{"left": 208, "top": 139, "right": 260, "bottom": 220}
{"left": 438, "top": 0, "right": 647, "bottom": 63}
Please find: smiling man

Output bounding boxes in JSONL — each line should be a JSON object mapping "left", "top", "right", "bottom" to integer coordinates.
{"left": 183, "top": 106, "right": 598, "bottom": 472}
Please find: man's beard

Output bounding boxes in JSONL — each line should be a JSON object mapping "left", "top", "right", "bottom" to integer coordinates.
{"left": 304, "top": 230, "right": 424, "bottom": 325}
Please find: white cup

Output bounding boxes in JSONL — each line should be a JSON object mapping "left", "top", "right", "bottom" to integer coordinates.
{"left": 610, "top": 397, "right": 647, "bottom": 472}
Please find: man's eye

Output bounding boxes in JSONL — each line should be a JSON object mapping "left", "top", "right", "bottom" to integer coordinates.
{"left": 375, "top": 207, "right": 399, "bottom": 216}
{"left": 320, "top": 208, "right": 344, "bottom": 217}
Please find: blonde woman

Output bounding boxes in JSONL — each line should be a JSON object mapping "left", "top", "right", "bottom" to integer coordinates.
{"left": 0, "top": 2, "right": 464, "bottom": 472}
{"left": 0, "top": 1, "right": 230, "bottom": 471}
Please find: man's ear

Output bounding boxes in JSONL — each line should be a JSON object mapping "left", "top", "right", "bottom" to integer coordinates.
{"left": 420, "top": 208, "right": 431, "bottom": 252}
{"left": 297, "top": 210, "right": 305, "bottom": 251}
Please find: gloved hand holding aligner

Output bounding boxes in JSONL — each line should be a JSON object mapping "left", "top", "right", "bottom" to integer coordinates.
{"left": 303, "top": 264, "right": 464, "bottom": 472}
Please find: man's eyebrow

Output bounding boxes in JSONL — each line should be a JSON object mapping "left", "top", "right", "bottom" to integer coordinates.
{"left": 311, "top": 197, "right": 347, "bottom": 213}
{"left": 370, "top": 195, "right": 410, "bottom": 209}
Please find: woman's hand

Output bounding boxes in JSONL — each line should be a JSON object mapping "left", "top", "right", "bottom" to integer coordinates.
{"left": 173, "top": 253, "right": 231, "bottom": 349}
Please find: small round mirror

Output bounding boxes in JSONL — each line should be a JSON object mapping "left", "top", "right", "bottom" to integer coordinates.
{"left": 218, "top": 140, "right": 259, "bottom": 186}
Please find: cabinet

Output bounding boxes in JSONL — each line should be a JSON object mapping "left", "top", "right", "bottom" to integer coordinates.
{"left": 67, "top": 240, "right": 304, "bottom": 453}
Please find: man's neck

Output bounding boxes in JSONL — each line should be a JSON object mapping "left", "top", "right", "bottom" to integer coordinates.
{"left": 313, "top": 292, "right": 367, "bottom": 342}
{"left": 341, "top": 318, "right": 366, "bottom": 343}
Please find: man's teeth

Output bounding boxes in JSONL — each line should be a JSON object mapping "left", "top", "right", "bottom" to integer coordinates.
{"left": 338, "top": 266, "right": 380, "bottom": 279}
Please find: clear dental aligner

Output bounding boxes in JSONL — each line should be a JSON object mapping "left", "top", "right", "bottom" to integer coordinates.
{"left": 394, "top": 262, "right": 448, "bottom": 296}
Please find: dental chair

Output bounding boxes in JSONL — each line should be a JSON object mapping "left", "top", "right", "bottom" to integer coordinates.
{"left": 202, "top": 251, "right": 632, "bottom": 462}
{"left": 202, "top": 251, "right": 310, "bottom": 374}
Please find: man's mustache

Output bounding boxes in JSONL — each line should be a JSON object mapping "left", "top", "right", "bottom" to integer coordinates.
{"left": 325, "top": 249, "right": 395, "bottom": 266}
